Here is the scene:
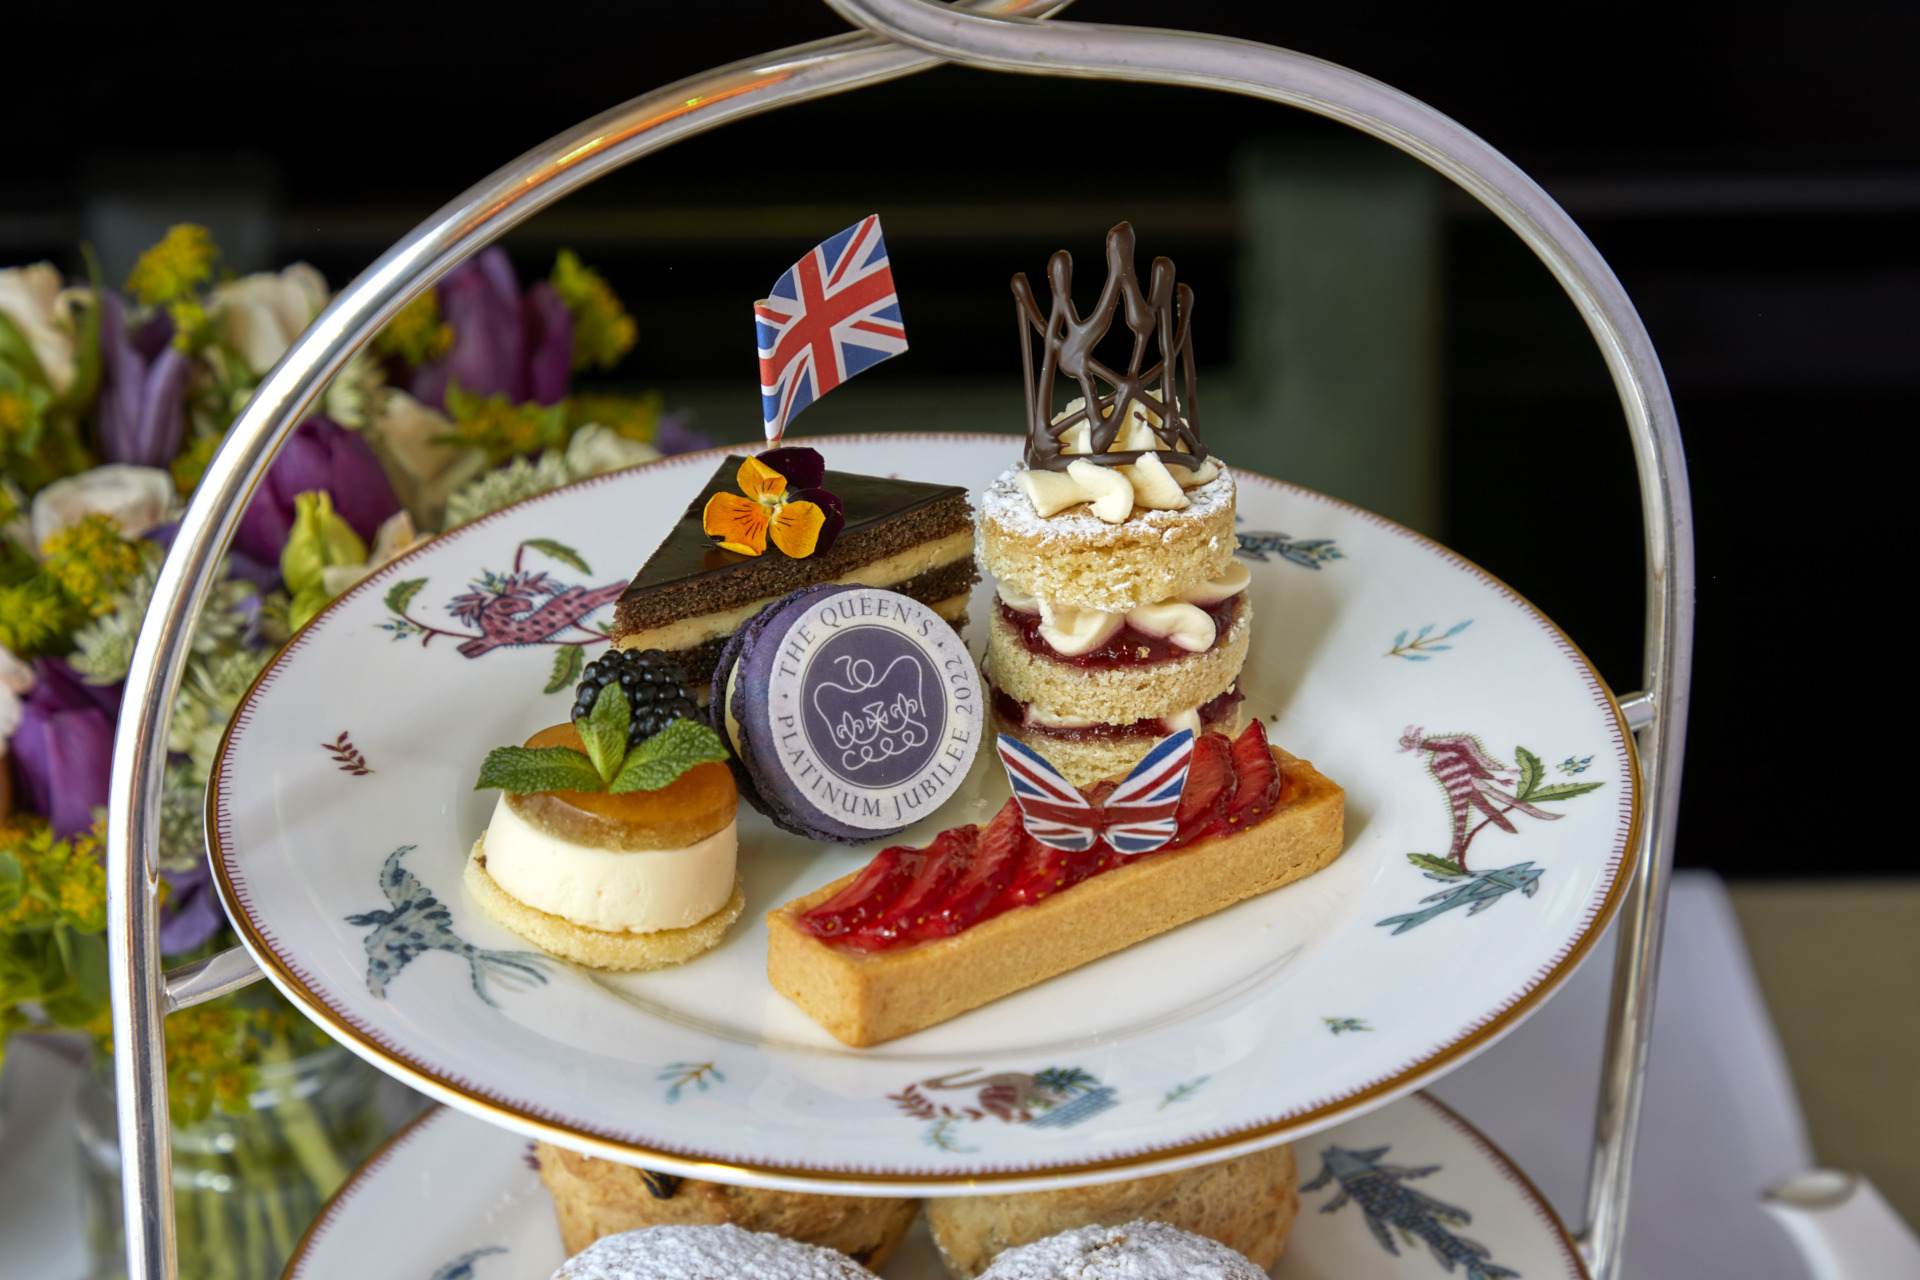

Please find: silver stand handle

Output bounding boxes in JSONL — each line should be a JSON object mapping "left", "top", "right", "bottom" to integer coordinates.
{"left": 105, "top": 4, "right": 1690, "bottom": 1279}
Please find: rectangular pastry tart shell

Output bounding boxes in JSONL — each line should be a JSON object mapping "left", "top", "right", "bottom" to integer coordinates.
{"left": 766, "top": 747, "right": 1345, "bottom": 1047}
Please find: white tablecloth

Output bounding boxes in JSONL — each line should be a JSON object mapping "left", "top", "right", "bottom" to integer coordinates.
{"left": 0, "top": 871, "right": 1815, "bottom": 1279}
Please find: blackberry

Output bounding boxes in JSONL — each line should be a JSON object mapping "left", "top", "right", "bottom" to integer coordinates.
{"left": 573, "top": 648, "right": 700, "bottom": 748}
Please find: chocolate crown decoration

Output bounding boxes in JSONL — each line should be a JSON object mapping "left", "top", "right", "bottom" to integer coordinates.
{"left": 1012, "top": 221, "right": 1208, "bottom": 473}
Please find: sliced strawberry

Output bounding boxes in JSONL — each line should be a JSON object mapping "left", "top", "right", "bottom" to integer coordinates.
{"left": 1221, "top": 720, "right": 1284, "bottom": 834}
{"left": 1063, "top": 837, "right": 1123, "bottom": 885}
{"left": 838, "top": 825, "right": 977, "bottom": 951}
{"left": 1167, "top": 731, "right": 1237, "bottom": 847}
{"left": 989, "top": 824, "right": 1077, "bottom": 915}
{"left": 798, "top": 845, "right": 924, "bottom": 939}
{"left": 909, "top": 800, "right": 1026, "bottom": 941}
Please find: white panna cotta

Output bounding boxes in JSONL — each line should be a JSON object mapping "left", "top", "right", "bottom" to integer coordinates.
{"left": 482, "top": 792, "right": 737, "bottom": 934}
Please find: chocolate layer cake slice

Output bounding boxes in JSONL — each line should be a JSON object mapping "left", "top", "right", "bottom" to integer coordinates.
{"left": 611, "top": 456, "right": 978, "bottom": 685}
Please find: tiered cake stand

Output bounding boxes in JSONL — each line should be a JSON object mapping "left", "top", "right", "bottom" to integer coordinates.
{"left": 103, "top": 4, "right": 1693, "bottom": 1279}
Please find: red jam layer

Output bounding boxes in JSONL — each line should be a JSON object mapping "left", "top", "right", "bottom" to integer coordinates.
{"left": 997, "top": 594, "right": 1243, "bottom": 668}
{"left": 991, "top": 684, "right": 1244, "bottom": 742}
{"left": 797, "top": 721, "right": 1292, "bottom": 953}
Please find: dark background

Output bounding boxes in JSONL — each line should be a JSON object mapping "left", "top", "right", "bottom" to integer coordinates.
{"left": 5, "top": 2, "right": 1913, "bottom": 875}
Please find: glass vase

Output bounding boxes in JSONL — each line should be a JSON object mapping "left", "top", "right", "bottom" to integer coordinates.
{"left": 74, "top": 1039, "right": 389, "bottom": 1280}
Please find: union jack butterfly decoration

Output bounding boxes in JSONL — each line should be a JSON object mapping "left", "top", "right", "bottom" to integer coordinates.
{"left": 754, "top": 214, "right": 909, "bottom": 443}
{"left": 996, "top": 730, "right": 1195, "bottom": 855}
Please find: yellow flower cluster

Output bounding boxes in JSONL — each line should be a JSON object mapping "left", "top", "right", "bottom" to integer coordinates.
{"left": 0, "top": 817, "right": 105, "bottom": 934}
{"left": 0, "top": 389, "right": 38, "bottom": 445}
{"left": 40, "top": 513, "right": 145, "bottom": 615}
{"left": 374, "top": 290, "right": 456, "bottom": 367}
{"left": 442, "top": 383, "right": 568, "bottom": 465}
{"left": 163, "top": 998, "right": 302, "bottom": 1125}
{"left": 565, "top": 390, "right": 661, "bottom": 444}
{"left": 126, "top": 224, "right": 218, "bottom": 307}
{"left": 0, "top": 579, "right": 74, "bottom": 653}
{"left": 551, "top": 248, "right": 637, "bottom": 372}
{"left": 171, "top": 430, "right": 222, "bottom": 496}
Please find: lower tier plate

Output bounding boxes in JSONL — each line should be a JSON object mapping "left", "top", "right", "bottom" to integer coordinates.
{"left": 286, "top": 1092, "right": 1588, "bottom": 1280}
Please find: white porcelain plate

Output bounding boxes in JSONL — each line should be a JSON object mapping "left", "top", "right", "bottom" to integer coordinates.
{"left": 286, "top": 1092, "right": 1587, "bottom": 1280}
{"left": 213, "top": 433, "right": 1638, "bottom": 1193}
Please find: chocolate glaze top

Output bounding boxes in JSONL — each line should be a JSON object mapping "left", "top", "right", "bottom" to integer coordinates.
{"left": 615, "top": 456, "right": 971, "bottom": 624}
{"left": 1012, "top": 221, "right": 1207, "bottom": 473}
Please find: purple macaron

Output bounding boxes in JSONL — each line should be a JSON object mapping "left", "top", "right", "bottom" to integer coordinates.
{"left": 710, "top": 583, "right": 982, "bottom": 845}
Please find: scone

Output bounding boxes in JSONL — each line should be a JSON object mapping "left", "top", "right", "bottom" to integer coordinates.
{"left": 551, "top": 1223, "right": 878, "bottom": 1279}
{"left": 536, "top": 1144, "right": 916, "bottom": 1272}
{"left": 973, "top": 1219, "right": 1268, "bottom": 1280}
{"left": 927, "top": 1144, "right": 1297, "bottom": 1278}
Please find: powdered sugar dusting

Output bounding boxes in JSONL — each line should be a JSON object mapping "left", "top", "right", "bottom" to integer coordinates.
{"left": 553, "top": 1223, "right": 876, "bottom": 1279}
{"left": 977, "top": 1220, "right": 1265, "bottom": 1280}
{"left": 978, "top": 464, "right": 1236, "bottom": 548}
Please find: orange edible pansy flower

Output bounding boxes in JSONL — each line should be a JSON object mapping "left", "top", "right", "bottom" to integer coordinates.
{"left": 702, "top": 448, "right": 844, "bottom": 559}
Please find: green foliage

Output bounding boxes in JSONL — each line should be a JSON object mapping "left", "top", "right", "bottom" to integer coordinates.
{"left": 609, "top": 717, "right": 729, "bottom": 795}
{"left": 0, "top": 819, "right": 110, "bottom": 1047}
{"left": 576, "top": 683, "right": 631, "bottom": 781}
{"left": 550, "top": 248, "right": 637, "bottom": 373}
{"left": 1510, "top": 745, "right": 1603, "bottom": 805}
{"left": 1523, "top": 780, "right": 1606, "bottom": 803}
{"left": 545, "top": 644, "right": 584, "bottom": 694}
{"left": 1408, "top": 852, "right": 1466, "bottom": 877}
{"left": 523, "top": 538, "right": 589, "bottom": 574}
{"left": 384, "top": 577, "right": 427, "bottom": 617}
{"left": 439, "top": 383, "right": 568, "bottom": 466}
{"left": 475, "top": 686, "right": 728, "bottom": 796}
{"left": 473, "top": 745, "right": 604, "bottom": 795}
{"left": 1514, "top": 747, "right": 1545, "bottom": 802}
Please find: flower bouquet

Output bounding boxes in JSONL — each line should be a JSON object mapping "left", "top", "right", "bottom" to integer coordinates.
{"left": 0, "top": 225, "right": 708, "bottom": 1276}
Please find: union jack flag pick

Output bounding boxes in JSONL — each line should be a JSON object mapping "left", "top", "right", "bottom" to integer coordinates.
{"left": 754, "top": 214, "right": 908, "bottom": 443}
{"left": 996, "top": 730, "right": 1195, "bottom": 855}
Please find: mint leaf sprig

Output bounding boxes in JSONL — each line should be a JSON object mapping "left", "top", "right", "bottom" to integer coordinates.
{"left": 475, "top": 685, "right": 728, "bottom": 795}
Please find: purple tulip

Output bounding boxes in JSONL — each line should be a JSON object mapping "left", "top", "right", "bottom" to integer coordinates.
{"left": 405, "top": 248, "right": 573, "bottom": 411}
{"left": 232, "top": 416, "right": 400, "bottom": 578}
{"left": 96, "top": 292, "right": 191, "bottom": 468}
{"left": 522, "top": 281, "right": 573, "bottom": 406}
{"left": 11, "top": 658, "right": 120, "bottom": 841}
{"left": 157, "top": 863, "right": 228, "bottom": 955}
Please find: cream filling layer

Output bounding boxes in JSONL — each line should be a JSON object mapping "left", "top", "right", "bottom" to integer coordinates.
{"left": 996, "top": 562, "right": 1250, "bottom": 657}
{"left": 617, "top": 530, "right": 976, "bottom": 653}
{"left": 482, "top": 794, "right": 736, "bottom": 933}
{"left": 1022, "top": 698, "right": 1211, "bottom": 735}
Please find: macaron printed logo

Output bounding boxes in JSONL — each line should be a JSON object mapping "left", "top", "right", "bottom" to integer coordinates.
{"left": 768, "top": 588, "right": 981, "bottom": 829}
{"left": 807, "top": 637, "right": 937, "bottom": 783}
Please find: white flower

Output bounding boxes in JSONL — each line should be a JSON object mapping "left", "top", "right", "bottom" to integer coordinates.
{"left": 443, "top": 453, "right": 573, "bottom": 528}
{"left": 360, "top": 389, "right": 489, "bottom": 530}
{"left": 29, "top": 464, "right": 177, "bottom": 549}
{"left": 0, "top": 262, "right": 87, "bottom": 395}
{"left": 322, "top": 347, "right": 383, "bottom": 430}
{"left": 210, "top": 263, "right": 328, "bottom": 376}
{"left": 0, "top": 645, "right": 35, "bottom": 742}
{"left": 564, "top": 424, "right": 660, "bottom": 478}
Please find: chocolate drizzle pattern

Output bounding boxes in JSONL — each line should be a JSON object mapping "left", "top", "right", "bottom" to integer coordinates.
{"left": 1013, "top": 221, "right": 1208, "bottom": 473}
